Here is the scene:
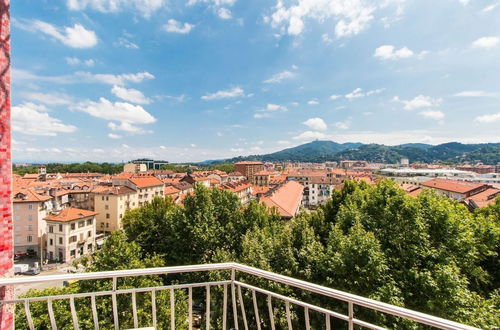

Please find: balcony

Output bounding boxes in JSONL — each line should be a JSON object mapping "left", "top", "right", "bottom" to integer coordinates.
{"left": 0, "top": 263, "right": 477, "bottom": 330}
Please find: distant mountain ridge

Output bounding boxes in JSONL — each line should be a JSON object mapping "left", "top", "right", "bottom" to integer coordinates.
{"left": 208, "top": 140, "right": 500, "bottom": 164}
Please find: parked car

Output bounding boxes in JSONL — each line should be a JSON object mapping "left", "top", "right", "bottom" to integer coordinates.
{"left": 14, "top": 264, "right": 29, "bottom": 274}
{"left": 22, "top": 268, "right": 40, "bottom": 276}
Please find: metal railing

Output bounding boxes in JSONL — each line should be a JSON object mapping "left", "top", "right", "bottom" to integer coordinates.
{"left": 0, "top": 262, "right": 478, "bottom": 330}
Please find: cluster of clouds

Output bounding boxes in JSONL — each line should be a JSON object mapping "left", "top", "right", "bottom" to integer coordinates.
{"left": 393, "top": 95, "right": 445, "bottom": 121}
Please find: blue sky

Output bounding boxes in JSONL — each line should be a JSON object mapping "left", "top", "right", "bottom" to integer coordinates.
{"left": 11, "top": 0, "right": 500, "bottom": 163}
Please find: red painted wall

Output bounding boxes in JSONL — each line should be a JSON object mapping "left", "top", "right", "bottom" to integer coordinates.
{"left": 0, "top": 0, "right": 12, "bottom": 328}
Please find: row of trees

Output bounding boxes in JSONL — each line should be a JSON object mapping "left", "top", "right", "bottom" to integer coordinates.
{"left": 13, "top": 162, "right": 124, "bottom": 175}
{"left": 18, "top": 180, "right": 499, "bottom": 328}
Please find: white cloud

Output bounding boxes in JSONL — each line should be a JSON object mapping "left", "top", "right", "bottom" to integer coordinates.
{"left": 231, "top": 147, "right": 244, "bottom": 153}
{"left": 308, "top": 99, "right": 319, "bottom": 105}
{"left": 277, "top": 140, "right": 290, "bottom": 145}
{"left": 76, "top": 71, "right": 155, "bottom": 85}
{"left": 345, "top": 87, "right": 385, "bottom": 100}
{"left": 458, "top": 0, "right": 470, "bottom": 5}
{"left": 474, "top": 113, "right": 500, "bottom": 123}
{"left": 263, "top": 70, "right": 296, "bottom": 83}
{"left": 190, "top": 144, "right": 197, "bottom": 148}
{"left": 471, "top": 36, "right": 499, "bottom": 49}
{"left": 270, "top": 0, "right": 381, "bottom": 38}
{"left": 108, "top": 122, "right": 152, "bottom": 134}
{"left": 163, "top": 19, "right": 195, "bottom": 34}
{"left": 159, "top": 145, "right": 167, "bottom": 149}
{"left": 419, "top": 110, "right": 445, "bottom": 120}
{"left": 201, "top": 87, "right": 245, "bottom": 100}
{"left": 335, "top": 121, "right": 350, "bottom": 129}
{"left": 374, "top": 45, "right": 419, "bottom": 60}
{"left": 218, "top": 8, "right": 232, "bottom": 19}
{"left": 330, "top": 94, "right": 342, "bottom": 100}
{"left": 482, "top": 3, "right": 499, "bottom": 12}
{"left": 66, "top": 57, "right": 95, "bottom": 67}
{"left": 454, "top": 90, "right": 498, "bottom": 97}
{"left": 111, "top": 85, "right": 151, "bottom": 104}
{"left": 66, "top": 0, "right": 166, "bottom": 18}
{"left": 74, "top": 97, "right": 156, "bottom": 126}
{"left": 114, "top": 37, "right": 139, "bottom": 49}
{"left": 293, "top": 131, "right": 327, "bottom": 141}
{"left": 265, "top": 103, "right": 287, "bottom": 111}
{"left": 397, "top": 95, "right": 442, "bottom": 110}
{"left": 254, "top": 113, "right": 272, "bottom": 119}
{"left": 303, "top": 117, "right": 327, "bottom": 131}
{"left": 20, "top": 92, "right": 72, "bottom": 105}
{"left": 108, "top": 133, "right": 122, "bottom": 139}
{"left": 16, "top": 19, "right": 97, "bottom": 48}
{"left": 12, "top": 103, "right": 77, "bottom": 136}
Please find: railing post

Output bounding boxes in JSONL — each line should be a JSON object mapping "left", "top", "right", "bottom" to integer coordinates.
{"left": 112, "top": 277, "right": 119, "bottom": 330}
{"left": 348, "top": 301, "right": 354, "bottom": 330}
{"left": 231, "top": 268, "right": 238, "bottom": 330}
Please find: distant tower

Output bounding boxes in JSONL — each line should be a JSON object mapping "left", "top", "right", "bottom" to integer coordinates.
{"left": 38, "top": 165, "right": 47, "bottom": 181}
{"left": 400, "top": 157, "right": 409, "bottom": 167}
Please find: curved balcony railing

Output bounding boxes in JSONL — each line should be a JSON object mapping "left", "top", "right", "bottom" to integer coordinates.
{"left": 0, "top": 262, "right": 479, "bottom": 330}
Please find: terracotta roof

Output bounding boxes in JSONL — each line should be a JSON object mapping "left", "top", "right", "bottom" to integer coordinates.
{"left": 13, "top": 189, "right": 52, "bottom": 203}
{"left": 164, "top": 186, "right": 181, "bottom": 195}
{"left": 162, "top": 178, "right": 182, "bottom": 184}
{"left": 62, "top": 173, "right": 103, "bottom": 178}
{"left": 251, "top": 185, "right": 271, "bottom": 196}
{"left": 92, "top": 185, "right": 136, "bottom": 195}
{"left": 308, "top": 177, "right": 339, "bottom": 184}
{"left": 421, "top": 178, "right": 487, "bottom": 194}
{"left": 44, "top": 208, "right": 97, "bottom": 222}
{"left": 130, "top": 176, "right": 164, "bottom": 188}
{"left": 228, "top": 172, "right": 244, "bottom": 177}
{"left": 260, "top": 181, "right": 304, "bottom": 218}
{"left": 172, "top": 182, "right": 193, "bottom": 191}
{"left": 221, "top": 180, "right": 251, "bottom": 193}
{"left": 467, "top": 188, "right": 500, "bottom": 208}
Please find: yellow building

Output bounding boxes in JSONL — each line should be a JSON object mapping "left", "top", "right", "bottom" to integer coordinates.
{"left": 92, "top": 185, "right": 138, "bottom": 233}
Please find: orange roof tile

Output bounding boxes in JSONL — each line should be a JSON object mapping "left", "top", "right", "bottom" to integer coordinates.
{"left": 130, "top": 176, "right": 164, "bottom": 188}
{"left": 44, "top": 208, "right": 97, "bottom": 222}
{"left": 13, "top": 189, "right": 52, "bottom": 203}
{"left": 422, "top": 178, "right": 487, "bottom": 194}
{"left": 164, "top": 186, "right": 181, "bottom": 195}
{"left": 467, "top": 188, "right": 500, "bottom": 208}
{"left": 260, "top": 181, "right": 303, "bottom": 218}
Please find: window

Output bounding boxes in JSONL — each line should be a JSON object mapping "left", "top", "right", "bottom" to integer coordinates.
{"left": 70, "top": 250, "right": 76, "bottom": 257}
{"left": 119, "top": 214, "right": 122, "bottom": 218}
{"left": 15, "top": 236, "right": 20, "bottom": 244}
{"left": 28, "top": 214, "right": 32, "bottom": 221}
{"left": 59, "top": 237, "right": 63, "bottom": 245}
{"left": 15, "top": 215, "right": 20, "bottom": 221}
{"left": 49, "top": 239, "right": 53, "bottom": 246}
{"left": 71, "top": 223, "right": 75, "bottom": 230}
{"left": 28, "top": 225, "right": 33, "bottom": 231}
{"left": 105, "top": 205, "right": 109, "bottom": 210}
{"left": 14, "top": 225, "right": 20, "bottom": 232}
{"left": 87, "top": 219, "right": 93, "bottom": 225}
{"left": 106, "top": 223, "right": 109, "bottom": 228}
{"left": 15, "top": 204, "right": 20, "bottom": 210}
{"left": 27, "top": 235, "right": 33, "bottom": 243}
{"left": 106, "top": 196, "right": 109, "bottom": 201}
{"left": 69, "top": 236, "right": 77, "bottom": 243}
{"left": 28, "top": 204, "right": 33, "bottom": 210}
{"left": 100, "top": 222, "right": 104, "bottom": 228}
{"left": 102, "top": 196, "right": 105, "bottom": 201}
{"left": 87, "top": 244, "right": 93, "bottom": 251}
{"left": 88, "top": 230, "right": 92, "bottom": 237}
{"left": 106, "top": 213, "right": 110, "bottom": 219}
{"left": 78, "top": 221, "right": 84, "bottom": 228}
{"left": 59, "top": 224, "right": 63, "bottom": 232}
{"left": 48, "top": 225, "right": 54, "bottom": 233}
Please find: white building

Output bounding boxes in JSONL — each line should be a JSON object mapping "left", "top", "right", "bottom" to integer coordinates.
{"left": 44, "top": 208, "right": 97, "bottom": 263}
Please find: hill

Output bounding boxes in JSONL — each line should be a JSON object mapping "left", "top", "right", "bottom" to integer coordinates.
{"left": 211, "top": 141, "right": 500, "bottom": 164}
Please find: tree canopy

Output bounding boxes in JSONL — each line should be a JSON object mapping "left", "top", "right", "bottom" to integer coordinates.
{"left": 19, "top": 182, "right": 500, "bottom": 329}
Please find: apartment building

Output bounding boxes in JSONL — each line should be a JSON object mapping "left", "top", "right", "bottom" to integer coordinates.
{"left": 92, "top": 185, "right": 138, "bottom": 233}
{"left": 221, "top": 180, "right": 253, "bottom": 204}
{"left": 421, "top": 178, "right": 490, "bottom": 200}
{"left": 304, "top": 177, "right": 339, "bottom": 207}
{"left": 124, "top": 162, "right": 147, "bottom": 173}
{"left": 112, "top": 176, "right": 164, "bottom": 206}
{"left": 44, "top": 208, "right": 97, "bottom": 263}
{"left": 234, "top": 161, "right": 264, "bottom": 181}
{"left": 13, "top": 189, "right": 53, "bottom": 257}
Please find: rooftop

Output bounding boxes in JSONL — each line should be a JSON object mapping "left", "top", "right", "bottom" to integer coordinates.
{"left": 44, "top": 207, "right": 98, "bottom": 222}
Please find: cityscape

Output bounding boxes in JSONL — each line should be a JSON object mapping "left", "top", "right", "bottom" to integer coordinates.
{"left": 1, "top": 0, "right": 500, "bottom": 329}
